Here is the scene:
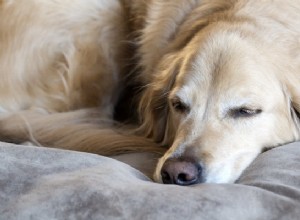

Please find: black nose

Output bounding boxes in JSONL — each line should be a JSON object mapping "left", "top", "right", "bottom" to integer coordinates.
{"left": 161, "top": 158, "right": 202, "bottom": 185}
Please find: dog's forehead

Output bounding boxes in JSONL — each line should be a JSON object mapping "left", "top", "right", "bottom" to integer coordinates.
{"left": 173, "top": 39, "right": 283, "bottom": 109}
{"left": 175, "top": 52, "right": 249, "bottom": 98}
{"left": 175, "top": 35, "right": 241, "bottom": 89}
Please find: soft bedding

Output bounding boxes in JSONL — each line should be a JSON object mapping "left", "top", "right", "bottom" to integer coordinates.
{"left": 0, "top": 141, "right": 300, "bottom": 220}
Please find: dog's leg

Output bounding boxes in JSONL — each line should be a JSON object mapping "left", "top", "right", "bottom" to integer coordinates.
{"left": 0, "top": 109, "right": 165, "bottom": 156}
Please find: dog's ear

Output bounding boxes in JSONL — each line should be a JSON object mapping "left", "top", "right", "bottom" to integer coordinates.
{"left": 137, "top": 54, "right": 180, "bottom": 145}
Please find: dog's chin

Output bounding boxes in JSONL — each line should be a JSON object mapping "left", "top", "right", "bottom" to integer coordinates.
{"left": 204, "top": 151, "right": 262, "bottom": 184}
{"left": 202, "top": 170, "right": 240, "bottom": 184}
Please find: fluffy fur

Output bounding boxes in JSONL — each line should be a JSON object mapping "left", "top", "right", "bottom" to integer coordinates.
{"left": 1, "top": 0, "right": 300, "bottom": 184}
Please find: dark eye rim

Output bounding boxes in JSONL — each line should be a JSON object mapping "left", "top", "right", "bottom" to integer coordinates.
{"left": 170, "top": 98, "right": 190, "bottom": 113}
{"left": 231, "top": 107, "right": 262, "bottom": 118}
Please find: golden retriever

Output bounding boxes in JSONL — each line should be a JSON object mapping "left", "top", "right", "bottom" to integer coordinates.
{"left": 1, "top": 0, "right": 300, "bottom": 185}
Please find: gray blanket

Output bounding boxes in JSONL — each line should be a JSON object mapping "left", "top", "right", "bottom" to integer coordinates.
{"left": 1, "top": 142, "right": 300, "bottom": 220}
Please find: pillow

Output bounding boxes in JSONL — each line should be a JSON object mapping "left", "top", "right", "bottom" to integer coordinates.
{"left": 0, "top": 142, "right": 299, "bottom": 219}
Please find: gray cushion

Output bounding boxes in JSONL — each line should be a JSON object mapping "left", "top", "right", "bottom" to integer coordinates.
{"left": 0, "top": 141, "right": 300, "bottom": 220}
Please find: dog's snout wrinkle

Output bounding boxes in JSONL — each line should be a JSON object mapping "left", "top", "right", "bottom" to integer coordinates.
{"left": 161, "top": 158, "right": 202, "bottom": 185}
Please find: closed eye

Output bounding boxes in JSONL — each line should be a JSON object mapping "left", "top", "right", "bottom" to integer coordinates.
{"left": 170, "top": 97, "right": 190, "bottom": 114}
{"left": 230, "top": 107, "right": 262, "bottom": 118}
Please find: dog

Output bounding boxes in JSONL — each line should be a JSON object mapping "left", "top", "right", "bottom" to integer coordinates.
{"left": 0, "top": 0, "right": 300, "bottom": 185}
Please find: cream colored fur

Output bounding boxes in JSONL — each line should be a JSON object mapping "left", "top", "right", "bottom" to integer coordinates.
{"left": 1, "top": 0, "right": 300, "bottom": 183}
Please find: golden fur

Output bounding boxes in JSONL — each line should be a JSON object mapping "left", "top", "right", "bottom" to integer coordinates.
{"left": 1, "top": 0, "right": 300, "bottom": 183}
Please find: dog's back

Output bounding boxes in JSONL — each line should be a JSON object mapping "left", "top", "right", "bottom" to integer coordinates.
{"left": 0, "top": 0, "right": 164, "bottom": 156}
{"left": 0, "top": 0, "right": 129, "bottom": 114}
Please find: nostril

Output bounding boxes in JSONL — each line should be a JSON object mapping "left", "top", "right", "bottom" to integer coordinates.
{"left": 177, "top": 172, "right": 195, "bottom": 183}
{"left": 178, "top": 163, "right": 203, "bottom": 185}
{"left": 177, "top": 173, "right": 188, "bottom": 184}
{"left": 161, "top": 171, "right": 172, "bottom": 184}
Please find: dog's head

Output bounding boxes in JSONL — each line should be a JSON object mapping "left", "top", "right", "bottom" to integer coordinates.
{"left": 138, "top": 26, "right": 300, "bottom": 185}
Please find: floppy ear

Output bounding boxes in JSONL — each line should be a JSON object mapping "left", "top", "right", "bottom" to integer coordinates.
{"left": 137, "top": 54, "right": 180, "bottom": 145}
